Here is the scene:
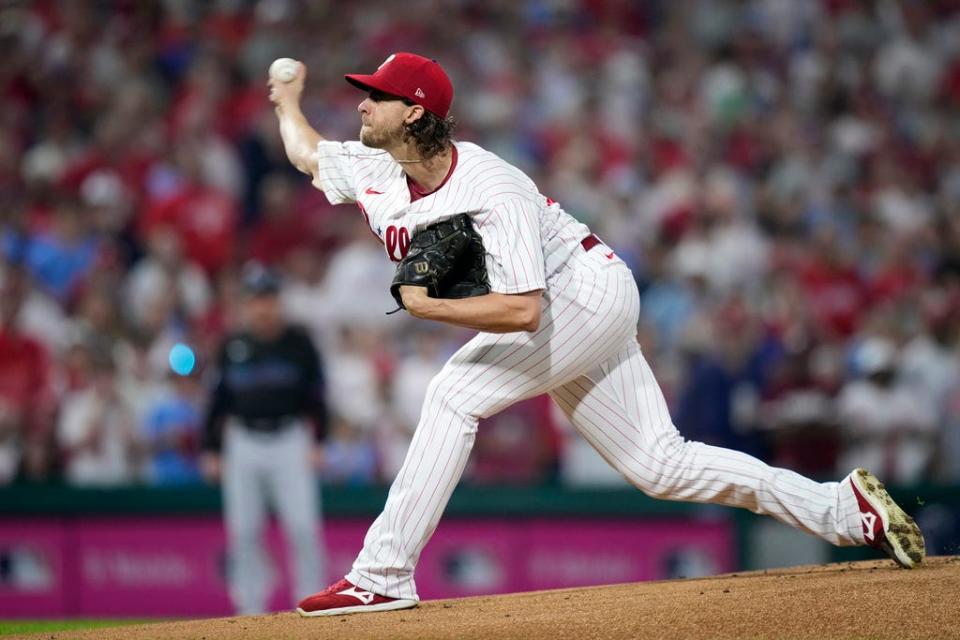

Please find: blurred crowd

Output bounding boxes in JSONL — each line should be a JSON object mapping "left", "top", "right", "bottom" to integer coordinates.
{"left": 1, "top": 0, "right": 959, "bottom": 489}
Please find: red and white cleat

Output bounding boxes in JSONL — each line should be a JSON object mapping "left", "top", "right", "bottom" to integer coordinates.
{"left": 296, "top": 579, "right": 418, "bottom": 617}
{"left": 849, "top": 468, "right": 925, "bottom": 569}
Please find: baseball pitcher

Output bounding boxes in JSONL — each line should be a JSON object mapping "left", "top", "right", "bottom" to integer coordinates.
{"left": 268, "top": 52, "right": 924, "bottom": 617}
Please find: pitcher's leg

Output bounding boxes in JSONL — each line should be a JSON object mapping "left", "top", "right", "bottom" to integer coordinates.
{"left": 346, "top": 359, "right": 481, "bottom": 600}
{"left": 551, "top": 343, "right": 864, "bottom": 546}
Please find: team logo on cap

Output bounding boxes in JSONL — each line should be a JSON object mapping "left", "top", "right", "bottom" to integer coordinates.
{"left": 415, "top": 88, "right": 425, "bottom": 98}
{"left": 378, "top": 54, "right": 396, "bottom": 70}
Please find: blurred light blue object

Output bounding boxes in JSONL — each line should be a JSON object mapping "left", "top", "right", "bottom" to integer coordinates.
{"left": 168, "top": 343, "right": 196, "bottom": 376}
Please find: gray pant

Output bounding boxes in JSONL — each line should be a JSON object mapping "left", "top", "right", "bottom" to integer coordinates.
{"left": 223, "top": 419, "right": 323, "bottom": 614}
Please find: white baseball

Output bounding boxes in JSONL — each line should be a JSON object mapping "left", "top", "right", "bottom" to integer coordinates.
{"left": 269, "top": 58, "right": 300, "bottom": 83}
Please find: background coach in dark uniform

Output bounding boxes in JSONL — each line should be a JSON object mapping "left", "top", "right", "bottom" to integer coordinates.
{"left": 202, "top": 262, "right": 327, "bottom": 614}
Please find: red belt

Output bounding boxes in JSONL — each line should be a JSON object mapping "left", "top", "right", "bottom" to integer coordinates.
{"left": 580, "top": 234, "right": 602, "bottom": 252}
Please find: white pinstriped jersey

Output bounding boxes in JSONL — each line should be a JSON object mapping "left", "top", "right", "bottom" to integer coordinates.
{"left": 313, "top": 140, "right": 591, "bottom": 294}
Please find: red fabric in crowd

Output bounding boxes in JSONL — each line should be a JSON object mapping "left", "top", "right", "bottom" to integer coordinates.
{"left": 799, "top": 261, "right": 868, "bottom": 338}
{"left": 141, "top": 185, "right": 238, "bottom": 274}
{"left": 0, "top": 329, "right": 53, "bottom": 436}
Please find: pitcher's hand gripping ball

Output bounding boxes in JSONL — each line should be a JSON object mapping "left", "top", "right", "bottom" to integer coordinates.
{"left": 269, "top": 57, "right": 300, "bottom": 83}
{"left": 390, "top": 214, "right": 490, "bottom": 309}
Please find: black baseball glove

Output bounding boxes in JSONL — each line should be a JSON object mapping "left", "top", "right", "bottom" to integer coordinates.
{"left": 390, "top": 213, "right": 490, "bottom": 310}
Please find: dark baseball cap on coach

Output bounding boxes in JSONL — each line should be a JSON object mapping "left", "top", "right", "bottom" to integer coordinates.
{"left": 345, "top": 52, "right": 454, "bottom": 118}
{"left": 241, "top": 262, "right": 281, "bottom": 296}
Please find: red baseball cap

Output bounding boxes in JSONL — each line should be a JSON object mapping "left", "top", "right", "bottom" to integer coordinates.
{"left": 345, "top": 52, "right": 454, "bottom": 118}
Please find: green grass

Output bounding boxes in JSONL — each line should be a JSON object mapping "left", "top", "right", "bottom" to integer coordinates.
{"left": 0, "top": 619, "right": 150, "bottom": 636}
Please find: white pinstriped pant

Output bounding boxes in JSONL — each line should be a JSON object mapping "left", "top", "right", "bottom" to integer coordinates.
{"left": 347, "top": 246, "right": 865, "bottom": 599}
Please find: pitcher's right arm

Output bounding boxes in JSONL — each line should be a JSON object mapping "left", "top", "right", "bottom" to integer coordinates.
{"left": 268, "top": 61, "right": 325, "bottom": 180}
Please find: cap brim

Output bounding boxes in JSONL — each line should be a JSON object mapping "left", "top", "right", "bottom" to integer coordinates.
{"left": 345, "top": 73, "right": 405, "bottom": 98}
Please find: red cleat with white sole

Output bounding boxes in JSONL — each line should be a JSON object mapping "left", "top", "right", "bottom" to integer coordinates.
{"left": 296, "top": 579, "right": 418, "bottom": 617}
{"left": 849, "top": 468, "right": 925, "bottom": 569}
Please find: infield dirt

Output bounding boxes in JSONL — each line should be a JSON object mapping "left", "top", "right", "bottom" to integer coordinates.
{"left": 16, "top": 556, "right": 960, "bottom": 640}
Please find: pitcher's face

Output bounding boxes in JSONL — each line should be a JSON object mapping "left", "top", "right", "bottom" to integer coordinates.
{"left": 357, "top": 90, "right": 419, "bottom": 149}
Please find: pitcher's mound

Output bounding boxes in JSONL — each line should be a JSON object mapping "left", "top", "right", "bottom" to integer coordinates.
{"left": 33, "top": 556, "right": 960, "bottom": 640}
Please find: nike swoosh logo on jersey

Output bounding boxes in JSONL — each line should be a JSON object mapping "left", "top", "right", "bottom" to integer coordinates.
{"left": 337, "top": 586, "right": 375, "bottom": 604}
{"left": 605, "top": 251, "right": 615, "bottom": 259}
{"left": 365, "top": 187, "right": 384, "bottom": 195}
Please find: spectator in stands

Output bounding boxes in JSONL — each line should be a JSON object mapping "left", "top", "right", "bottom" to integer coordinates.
{"left": 757, "top": 342, "right": 843, "bottom": 477}
{"left": 67, "top": 283, "right": 128, "bottom": 362}
{"left": 0, "top": 264, "right": 56, "bottom": 484}
{"left": 16, "top": 197, "right": 101, "bottom": 306}
{"left": 470, "top": 395, "right": 562, "bottom": 485}
{"left": 325, "top": 325, "right": 389, "bottom": 437}
{"left": 0, "top": 401, "right": 19, "bottom": 484}
{"left": 322, "top": 417, "right": 379, "bottom": 486}
{"left": 247, "top": 172, "right": 314, "bottom": 266}
{"left": 638, "top": 242, "right": 701, "bottom": 356}
{"left": 280, "top": 247, "right": 334, "bottom": 351}
{"left": 0, "top": 232, "right": 71, "bottom": 356}
{"left": 115, "top": 333, "right": 168, "bottom": 433}
{"left": 125, "top": 225, "right": 212, "bottom": 331}
{"left": 797, "top": 227, "right": 869, "bottom": 339}
{"left": 142, "top": 370, "right": 204, "bottom": 486}
{"left": 836, "top": 338, "right": 939, "bottom": 484}
{"left": 672, "top": 294, "right": 780, "bottom": 459}
{"left": 320, "top": 219, "right": 399, "bottom": 329}
{"left": 900, "top": 299, "right": 960, "bottom": 481}
{"left": 57, "top": 349, "right": 143, "bottom": 486}
{"left": 140, "top": 140, "right": 238, "bottom": 275}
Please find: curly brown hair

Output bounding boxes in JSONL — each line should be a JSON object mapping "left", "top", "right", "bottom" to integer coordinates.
{"left": 402, "top": 107, "right": 456, "bottom": 160}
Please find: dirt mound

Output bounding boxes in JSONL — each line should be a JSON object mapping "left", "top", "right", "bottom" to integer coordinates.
{"left": 22, "top": 556, "right": 960, "bottom": 640}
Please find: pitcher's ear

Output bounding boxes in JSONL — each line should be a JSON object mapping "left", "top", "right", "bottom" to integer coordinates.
{"left": 404, "top": 104, "right": 425, "bottom": 125}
